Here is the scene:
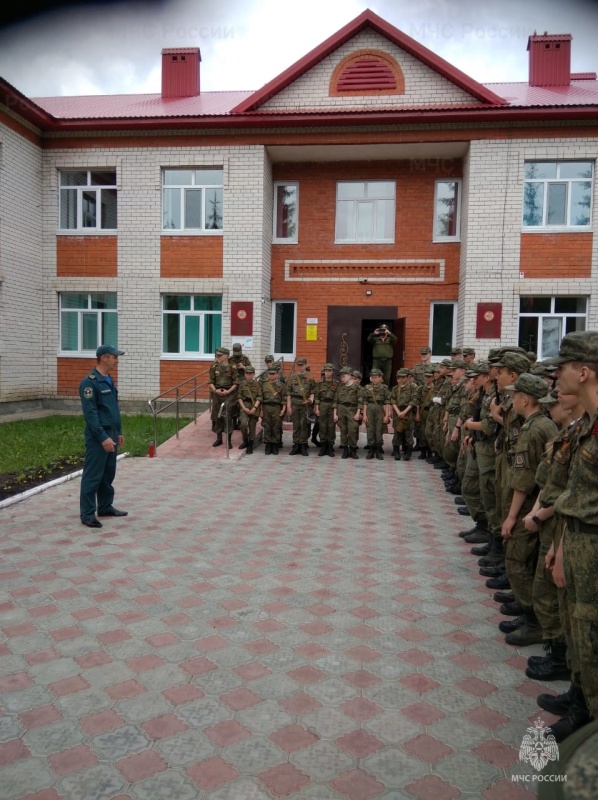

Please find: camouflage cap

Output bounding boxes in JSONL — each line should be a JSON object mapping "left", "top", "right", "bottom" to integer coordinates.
{"left": 296, "top": 358, "right": 307, "bottom": 365}
{"left": 215, "top": 347, "right": 230, "bottom": 356}
{"left": 526, "top": 351, "right": 538, "bottom": 362}
{"left": 369, "top": 368, "right": 383, "bottom": 377}
{"left": 505, "top": 373, "right": 550, "bottom": 400}
{"left": 440, "top": 359, "right": 453, "bottom": 368}
{"left": 539, "top": 389, "right": 559, "bottom": 406}
{"left": 530, "top": 361, "right": 557, "bottom": 378}
{"left": 487, "top": 348, "right": 501, "bottom": 362}
{"left": 450, "top": 348, "right": 462, "bottom": 356}
{"left": 267, "top": 366, "right": 278, "bottom": 373}
{"left": 462, "top": 347, "right": 476, "bottom": 356}
{"left": 553, "top": 331, "right": 598, "bottom": 365}
{"left": 351, "top": 370, "right": 362, "bottom": 379}
{"left": 265, "top": 354, "right": 274, "bottom": 362}
{"left": 451, "top": 359, "right": 468, "bottom": 370}
{"left": 424, "top": 369, "right": 436, "bottom": 377}
{"left": 396, "top": 368, "right": 411, "bottom": 377}
{"left": 476, "top": 360, "right": 490, "bottom": 374}
{"left": 420, "top": 346, "right": 432, "bottom": 354}
{"left": 244, "top": 365, "right": 256, "bottom": 373}
{"left": 322, "top": 363, "right": 334, "bottom": 370}
{"left": 493, "top": 352, "right": 530, "bottom": 373}
{"left": 340, "top": 367, "right": 352, "bottom": 375}
{"left": 232, "top": 343, "right": 242, "bottom": 351}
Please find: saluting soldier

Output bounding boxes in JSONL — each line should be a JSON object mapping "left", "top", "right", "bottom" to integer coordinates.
{"left": 363, "top": 368, "right": 391, "bottom": 460}
{"left": 333, "top": 367, "right": 363, "bottom": 460}
{"left": 286, "top": 358, "right": 315, "bottom": 456}
{"left": 390, "top": 368, "right": 418, "bottom": 461}
{"left": 367, "top": 324, "right": 397, "bottom": 387}
{"left": 236, "top": 365, "right": 260, "bottom": 454}
{"left": 314, "top": 364, "right": 338, "bottom": 457}
{"left": 260, "top": 366, "right": 287, "bottom": 455}
{"left": 209, "top": 347, "right": 238, "bottom": 448}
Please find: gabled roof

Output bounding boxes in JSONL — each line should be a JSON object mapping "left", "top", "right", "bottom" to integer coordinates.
{"left": 231, "top": 8, "right": 507, "bottom": 113}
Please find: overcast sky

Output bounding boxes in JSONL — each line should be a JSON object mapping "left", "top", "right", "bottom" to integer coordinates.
{"left": 0, "top": 0, "right": 596, "bottom": 99}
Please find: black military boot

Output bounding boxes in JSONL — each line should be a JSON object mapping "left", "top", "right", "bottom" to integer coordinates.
{"left": 265, "top": 442, "right": 272, "bottom": 455}
{"left": 499, "top": 615, "right": 526, "bottom": 634}
{"left": 478, "top": 537, "right": 505, "bottom": 567}
{"left": 446, "top": 482, "right": 462, "bottom": 495}
{"left": 499, "top": 601, "right": 524, "bottom": 616}
{"left": 418, "top": 448, "right": 428, "bottom": 460}
{"left": 505, "top": 612, "right": 543, "bottom": 646}
{"left": 350, "top": 447, "right": 359, "bottom": 460}
{"left": 366, "top": 447, "right": 376, "bottom": 460}
{"left": 393, "top": 446, "right": 401, "bottom": 461}
{"left": 434, "top": 460, "right": 449, "bottom": 469}
{"left": 403, "top": 448, "right": 412, "bottom": 462}
{"left": 454, "top": 496, "right": 466, "bottom": 505}
{"left": 464, "top": 527, "right": 490, "bottom": 544}
{"left": 271, "top": 444, "right": 280, "bottom": 455}
{"left": 537, "top": 684, "right": 577, "bottom": 717}
{"left": 212, "top": 433, "right": 223, "bottom": 447}
{"left": 327, "top": 444, "right": 335, "bottom": 457}
{"left": 300, "top": 444, "right": 309, "bottom": 456}
{"left": 459, "top": 521, "right": 486, "bottom": 539}
{"left": 471, "top": 541, "right": 492, "bottom": 556}
{"left": 479, "top": 565, "right": 504, "bottom": 578}
{"left": 289, "top": 444, "right": 300, "bottom": 455}
{"left": 486, "top": 573, "right": 510, "bottom": 590}
{"left": 341, "top": 446, "right": 349, "bottom": 459}
{"left": 239, "top": 439, "right": 248, "bottom": 450}
{"left": 246, "top": 441, "right": 253, "bottom": 455}
{"left": 318, "top": 444, "right": 327, "bottom": 457}
{"left": 547, "top": 689, "right": 591, "bottom": 743}
{"left": 526, "top": 637, "right": 570, "bottom": 681}
{"left": 376, "top": 446, "right": 384, "bottom": 460}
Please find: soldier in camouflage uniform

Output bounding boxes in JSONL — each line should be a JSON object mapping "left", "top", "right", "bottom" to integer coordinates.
{"left": 458, "top": 364, "right": 488, "bottom": 531}
{"left": 367, "top": 324, "right": 397, "bottom": 387}
{"left": 411, "top": 346, "right": 432, "bottom": 386}
{"left": 417, "top": 368, "right": 436, "bottom": 460}
{"left": 228, "top": 344, "right": 252, "bottom": 430}
{"left": 333, "top": 367, "right": 363, "bottom": 460}
{"left": 500, "top": 373, "right": 558, "bottom": 647}
{"left": 441, "top": 359, "right": 468, "bottom": 481}
{"left": 209, "top": 347, "right": 238, "bottom": 448}
{"left": 390, "top": 368, "right": 418, "bottom": 461}
{"left": 236, "top": 365, "right": 260, "bottom": 454}
{"left": 551, "top": 331, "right": 598, "bottom": 741}
{"left": 425, "top": 360, "right": 450, "bottom": 464}
{"left": 314, "top": 364, "right": 338, "bottom": 457}
{"left": 260, "top": 366, "right": 287, "bottom": 455}
{"left": 286, "top": 358, "right": 315, "bottom": 456}
{"left": 362, "top": 368, "right": 391, "bottom": 460}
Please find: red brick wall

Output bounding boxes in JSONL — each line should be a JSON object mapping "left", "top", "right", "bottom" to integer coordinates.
{"left": 520, "top": 232, "right": 593, "bottom": 279}
{"left": 57, "top": 236, "right": 118, "bottom": 278}
{"left": 57, "top": 358, "right": 117, "bottom": 396}
{"left": 271, "top": 160, "right": 461, "bottom": 368}
{"left": 160, "top": 360, "right": 213, "bottom": 396}
{"left": 160, "top": 236, "right": 223, "bottom": 278}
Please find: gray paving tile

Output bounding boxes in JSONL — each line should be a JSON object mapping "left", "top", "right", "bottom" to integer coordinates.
{"left": 91, "top": 724, "right": 152, "bottom": 759}
{"left": 362, "top": 747, "right": 428, "bottom": 786}
{"left": 205, "top": 777, "right": 274, "bottom": 800}
{"left": 290, "top": 740, "right": 355, "bottom": 781}
{"left": 364, "top": 712, "right": 422, "bottom": 745}
{"left": 118, "top": 691, "right": 173, "bottom": 724}
{"left": 129, "top": 771, "right": 200, "bottom": 800}
{"left": 0, "top": 758, "right": 57, "bottom": 800}
{"left": 56, "top": 763, "right": 128, "bottom": 800}
{"left": 3, "top": 684, "right": 54, "bottom": 713}
{"left": 432, "top": 752, "right": 501, "bottom": 793}
{"left": 307, "top": 678, "right": 358, "bottom": 705}
{"left": 0, "top": 715, "right": 23, "bottom": 743}
{"left": 155, "top": 729, "right": 218, "bottom": 766}
{"left": 301, "top": 707, "right": 355, "bottom": 739}
{"left": 224, "top": 735, "right": 285, "bottom": 773}
{"left": 58, "top": 687, "right": 113, "bottom": 717}
{"left": 195, "top": 667, "right": 243, "bottom": 695}
{"left": 25, "top": 719, "right": 87, "bottom": 755}
{"left": 177, "top": 696, "right": 232, "bottom": 729}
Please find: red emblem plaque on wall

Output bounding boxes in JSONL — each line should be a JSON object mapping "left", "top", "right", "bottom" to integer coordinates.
{"left": 231, "top": 302, "right": 253, "bottom": 336}
{"left": 476, "top": 303, "right": 502, "bottom": 339}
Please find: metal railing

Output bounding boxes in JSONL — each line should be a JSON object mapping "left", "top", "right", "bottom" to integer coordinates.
{"left": 148, "top": 368, "right": 211, "bottom": 456}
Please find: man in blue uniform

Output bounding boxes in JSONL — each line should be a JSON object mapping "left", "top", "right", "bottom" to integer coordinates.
{"left": 79, "top": 344, "right": 127, "bottom": 528}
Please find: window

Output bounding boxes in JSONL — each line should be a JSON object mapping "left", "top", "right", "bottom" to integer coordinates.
{"left": 273, "top": 183, "right": 298, "bottom": 243}
{"left": 523, "top": 162, "right": 593, "bottom": 228}
{"left": 60, "top": 293, "right": 118, "bottom": 353}
{"left": 59, "top": 170, "right": 117, "bottom": 231}
{"left": 430, "top": 301, "right": 457, "bottom": 358}
{"left": 162, "top": 295, "right": 222, "bottom": 357}
{"left": 271, "top": 301, "right": 296, "bottom": 360}
{"left": 433, "top": 180, "right": 461, "bottom": 241}
{"left": 518, "top": 296, "right": 587, "bottom": 359}
{"left": 335, "top": 181, "right": 395, "bottom": 243}
{"left": 162, "top": 169, "right": 223, "bottom": 231}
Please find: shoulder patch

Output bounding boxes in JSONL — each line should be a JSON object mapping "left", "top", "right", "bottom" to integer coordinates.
{"left": 88, "top": 373, "right": 96, "bottom": 380}
{"left": 514, "top": 453, "right": 526, "bottom": 468}
{"left": 83, "top": 386, "right": 94, "bottom": 399}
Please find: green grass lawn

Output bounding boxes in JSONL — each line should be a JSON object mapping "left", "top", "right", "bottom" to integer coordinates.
{"left": 0, "top": 414, "right": 192, "bottom": 475}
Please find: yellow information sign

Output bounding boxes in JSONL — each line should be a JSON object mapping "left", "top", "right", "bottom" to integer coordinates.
{"left": 306, "top": 325, "right": 318, "bottom": 341}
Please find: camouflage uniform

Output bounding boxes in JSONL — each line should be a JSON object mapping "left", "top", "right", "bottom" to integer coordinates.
{"left": 333, "top": 378, "right": 363, "bottom": 452}
{"left": 287, "top": 365, "right": 316, "bottom": 448}
{"left": 314, "top": 371, "right": 339, "bottom": 453}
{"left": 390, "top": 376, "right": 418, "bottom": 458}
{"left": 442, "top": 377, "right": 467, "bottom": 470}
{"left": 209, "top": 357, "right": 237, "bottom": 436}
{"left": 363, "top": 377, "right": 391, "bottom": 456}
{"left": 460, "top": 384, "right": 486, "bottom": 525}
{"left": 474, "top": 390, "right": 500, "bottom": 536}
{"left": 237, "top": 373, "right": 260, "bottom": 450}
{"left": 260, "top": 375, "right": 286, "bottom": 448}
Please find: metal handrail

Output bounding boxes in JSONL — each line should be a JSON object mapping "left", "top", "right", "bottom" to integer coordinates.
{"left": 148, "top": 367, "right": 212, "bottom": 456}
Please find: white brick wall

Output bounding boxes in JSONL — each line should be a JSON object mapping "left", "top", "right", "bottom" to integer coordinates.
{"left": 261, "top": 30, "right": 480, "bottom": 111}
{"left": 0, "top": 120, "right": 44, "bottom": 401}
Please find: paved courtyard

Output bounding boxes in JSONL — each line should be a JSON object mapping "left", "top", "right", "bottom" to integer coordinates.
{"left": 0, "top": 424, "right": 564, "bottom": 799}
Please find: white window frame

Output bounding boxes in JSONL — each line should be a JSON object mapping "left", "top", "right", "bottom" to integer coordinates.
{"left": 433, "top": 179, "right": 461, "bottom": 242}
{"left": 429, "top": 301, "right": 457, "bottom": 360}
{"left": 273, "top": 182, "right": 299, "bottom": 244}
{"left": 59, "top": 292, "right": 118, "bottom": 355}
{"left": 518, "top": 296, "right": 588, "bottom": 360}
{"left": 334, "top": 180, "right": 395, "bottom": 244}
{"left": 162, "top": 168, "right": 224, "bottom": 234}
{"left": 161, "top": 295, "right": 222, "bottom": 359}
{"left": 58, "top": 169, "right": 117, "bottom": 233}
{"left": 271, "top": 301, "right": 297, "bottom": 361}
{"left": 522, "top": 161, "right": 593, "bottom": 231}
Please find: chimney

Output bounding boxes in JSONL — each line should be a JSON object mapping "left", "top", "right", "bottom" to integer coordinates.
{"left": 161, "top": 48, "right": 201, "bottom": 98}
{"left": 527, "top": 32, "right": 572, "bottom": 87}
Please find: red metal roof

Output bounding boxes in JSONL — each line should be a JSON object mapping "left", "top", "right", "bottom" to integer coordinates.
{"left": 486, "top": 80, "right": 598, "bottom": 107}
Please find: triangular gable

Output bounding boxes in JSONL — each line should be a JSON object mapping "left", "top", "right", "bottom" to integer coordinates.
{"left": 231, "top": 9, "right": 506, "bottom": 113}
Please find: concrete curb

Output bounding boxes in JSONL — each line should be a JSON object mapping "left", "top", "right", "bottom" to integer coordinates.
{"left": 0, "top": 453, "right": 129, "bottom": 511}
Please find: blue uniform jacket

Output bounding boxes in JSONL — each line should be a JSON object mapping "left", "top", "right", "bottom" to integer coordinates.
{"left": 79, "top": 368, "right": 122, "bottom": 443}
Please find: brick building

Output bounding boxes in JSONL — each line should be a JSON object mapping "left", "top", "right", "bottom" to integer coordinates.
{"left": 1, "top": 10, "right": 597, "bottom": 406}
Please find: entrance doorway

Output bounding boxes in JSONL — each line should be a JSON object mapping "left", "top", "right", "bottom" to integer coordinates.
{"left": 326, "top": 306, "right": 405, "bottom": 382}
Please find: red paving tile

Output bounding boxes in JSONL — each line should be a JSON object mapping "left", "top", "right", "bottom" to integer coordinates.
{"left": 75, "top": 651, "right": 112, "bottom": 669}
{"left": 405, "top": 774, "right": 462, "bottom": 799}
{"left": 105, "top": 680, "right": 147, "bottom": 700}
{"left": 187, "top": 757, "right": 239, "bottom": 790}
{"left": 402, "top": 702, "right": 446, "bottom": 725}
{"left": 269, "top": 724, "right": 318, "bottom": 752}
{"left": 220, "top": 688, "right": 263, "bottom": 711}
{"left": 345, "top": 646, "right": 383, "bottom": 663}
{"left": 398, "top": 648, "right": 435, "bottom": 666}
{"left": 0, "top": 672, "right": 34, "bottom": 692}
{"left": 403, "top": 733, "right": 454, "bottom": 763}
{"left": 116, "top": 750, "right": 168, "bottom": 782}
{"left": 140, "top": 714, "right": 188, "bottom": 740}
{"left": 258, "top": 763, "right": 311, "bottom": 797}
{"left": 336, "top": 729, "right": 385, "bottom": 758}
{"left": 180, "top": 657, "right": 218, "bottom": 677}
{"left": 400, "top": 674, "right": 441, "bottom": 694}
{"left": 473, "top": 739, "right": 519, "bottom": 768}
{"left": 458, "top": 677, "right": 499, "bottom": 698}
{"left": 0, "top": 739, "right": 30, "bottom": 766}
{"left": 205, "top": 720, "right": 252, "bottom": 747}
{"left": 49, "top": 676, "right": 90, "bottom": 697}
{"left": 464, "top": 707, "right": 510, "bottom": 730}
{"left": 48, "top": 745, "right": 98, "bottom": 776}
{"left": 340, "top": 697, "right": 384, "bottom": 720}
{"left": 286, "top": 665, "right": 326, "bottom": 684}
{"left": 18, "top": 705, "right": 63, "bottom": 730}
{"left": 80, "top": 709, "right": 126, "bottom": 735}
{"left": 342, "top": 669, "right": 383, "bottom": 689}
{"left": 278, "top": 691, "right": 323, "bottom": 716}
{"left": 234, "top": 662, "right": 272, "bottom": 681}
{"left": 162, "top": 684, "right": 205, "bottom": 706}
{"left": 483, "top": 780, "right": 537, "bottom": 799}
{"left": 331, "top": 768, "right": 385, "bottom": 800}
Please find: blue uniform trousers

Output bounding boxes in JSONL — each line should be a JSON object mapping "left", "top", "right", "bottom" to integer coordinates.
{"left": 80, "top": 431, "right": 117, "bottom": 519}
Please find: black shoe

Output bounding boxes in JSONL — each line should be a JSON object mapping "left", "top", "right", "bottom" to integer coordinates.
{"left": 265, "top": 443, "right": 272, "bottom": 455}
{"left": 537, "top": 685, "right": 576, "bottom": 717}
{"left": 499, "top": 601, "right": 524, "bottom": 616}
{"left": 464, "top": 530, "right": 490, "bottom": 544}
{"left": 418, "top": 451, "right": 428, "bottom": 460}
{"left": 97, "top": 508, "right": 128, "bottom": 517}
{"left": 318, "top": 445, "right": 327, "bottom": 457}
{"left": 300, "top": 444, "right": 309, "bottom": 456}
{"left": 471, "top": 542, "right": 492, "bottom": 556}
{"left": 393, "top": 447, "right": 401, "bottom": 461}
{"left": 350, "top": 447, "right": 359, "bottom": 460}
{"left": 212, "top": 434, "right": 223, "bottom": 447}
{"left": 402, "top": 450, "right": 412, "bottom": 461}
{"left": 327, "top": 444, "right": 335, "bottom": 457}
{"left": 479, "top": 565, "right": 503, "bottom": 578}
{"left": 548, "top": 709, "right": 592, "bottom": 743}
{"left": 486, "top": 574, "right": 511, "bottom": 589}
{"left": 376, "top": 447, "right": 384, "bottom": 461}
{"left": 238, "top": 439, "right": 248, "bottom": 449}
{"left": 366, "top": 448, "right": 375, "bottom": 460}
{"left": 459, "top": 522, "right": 485, "bottom": 539}
{"left": 457, "top": 507, "right": 471, "bottom": 516}
{"left": 499, "top": 615, "right": 526, "bottom": 634}
{"left": 454, "top": 497, "right": 466, "bottom": 505}
{"left": 289, "top": 444, "right": 300, "bottom": 455}
{"left": 246, "top": 441, "right": 254, "bottom": 455}
{"left": 446, "top": 484, "right": 462, "bottom": 495}
{"left": 341, "top": 446, "right": 350, "bottom": 459}
{"left": 82, "top": 517, "right": 102, "bottom": 528}
{"left": 434, "top": 461, "right": 449, "bottom": 470}
{"left": 526, "top": 638, "right": 570, "bottom": 681}
{"left": 505, "top": 619, "right": 543, "bottom": 646}
{"left": 493, "top": 591, "right": 515, "bottom": 604}
{"left": 272, "top": 445, "right": 280, "bottom": 455}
